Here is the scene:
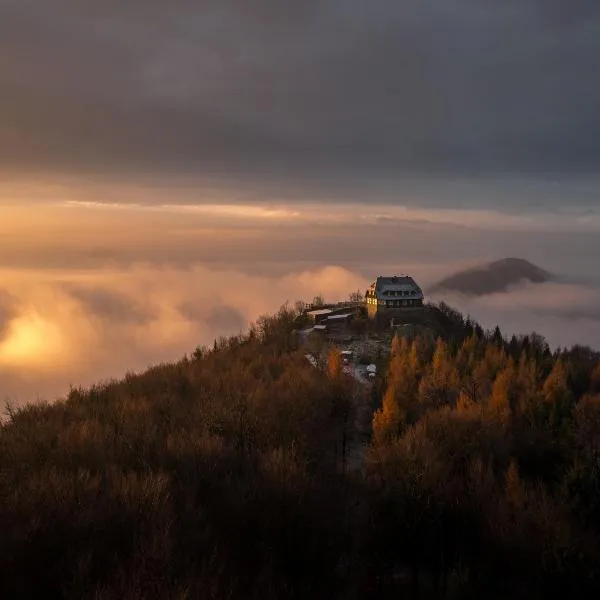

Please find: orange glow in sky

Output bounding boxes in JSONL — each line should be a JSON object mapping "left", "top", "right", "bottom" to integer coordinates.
{"left": 0, "top": 312, "right": 68, "bottom": 370}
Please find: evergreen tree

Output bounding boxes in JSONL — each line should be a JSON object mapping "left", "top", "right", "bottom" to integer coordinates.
{"left": 372, "top": 384, "right": 404, "bottom": 444}
{"left": 490, "top": 360, "right": 518, "bottom": 423}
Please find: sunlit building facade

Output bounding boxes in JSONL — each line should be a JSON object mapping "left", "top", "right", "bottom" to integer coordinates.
{"left": 365, "top": 275, "right": 424, "bottom": 320}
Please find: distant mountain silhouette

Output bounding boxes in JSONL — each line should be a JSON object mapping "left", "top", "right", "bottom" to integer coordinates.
{"left": 429, "top": 258, "right": 553, "bottom": 296}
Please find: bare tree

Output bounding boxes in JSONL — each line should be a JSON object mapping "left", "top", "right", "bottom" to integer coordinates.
{"left": 348, "top": 289, "right": 363, "bottom": 303}
{"left": 312, "top": 294, "right": 325, "bottom": 307}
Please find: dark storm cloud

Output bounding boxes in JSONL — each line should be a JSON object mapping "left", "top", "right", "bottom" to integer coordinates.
{"left": 1, "top": 0, "right": 600, "bottom": 177}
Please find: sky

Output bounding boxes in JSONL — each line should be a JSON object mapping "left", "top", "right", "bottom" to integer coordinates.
{"left": 1, "top": 1, "right": 600, "bottom": 405}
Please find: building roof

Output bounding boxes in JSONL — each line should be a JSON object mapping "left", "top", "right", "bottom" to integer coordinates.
{"left": 327, "top": 313, "right": 353, "bottom": 321}
{"left": 367, "top": 275, "right": 424, "bottom": 301}
{"left": 375, "top": 275, "right": 421, "bottom": 290}
{"left": 307, "top": 308, "right": 333, "bottom": 318}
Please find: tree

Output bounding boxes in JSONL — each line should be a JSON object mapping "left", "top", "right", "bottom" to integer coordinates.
{"left": 543, "top": 360, "right": 571, "bottom": 405}
{"left": 372, "top": 384, "right": 404, "bottom": 444}
{"left": 408, "top": 336, "right": 426, "bottom": 377}
{"left": 191, "top": 345, "right": 207, "bottom": 361}
{"left": 312, "top": 294, "right": 325, "bottom": 307}
{"left": 508, "top": 335, "right": 520, "bottom": 361}
{"left": 482, "top": 343, "right": 508, "bottom": 380}
{"left": 490, "top": 360, "right": 518, "bottom": 423}
{"left": 464, "top": 316, "right": 474, "bottom": 338}
{"left": 574, "top": 394, "right": 600, "bottom": 457}
{"left": 491, "top": 325, "right": 504, "bottom": 348}
{"left": 530, "top": 333, "right": 550, "bottom": 360}
{"left": 391, "top": 334, "right": 409, "bottom": 358}
{"left": 348, "top": 289, "right": 363, "bottom": 303}
{"left": 542, "top": 359, "right": 574, "bottom": 435}
{"left": 294, "top": 299, "right": 307, "bottom": 315}
{"left": 327, "top": 347, "right": 343, "bottom": 380}
{"left": 387, "top": 346, "right": 419, "bottom": 424}
{"left": 456, "top": 333, "right": 480, "bottom": 378}
{"left": 418, "top": 338, "right": 459, "bottom": 409}
{"left": 474, "top": 322, "right": 485, "bottom": 340}
{"left": 391, "top": 334, "right": 401, "bottom": 357}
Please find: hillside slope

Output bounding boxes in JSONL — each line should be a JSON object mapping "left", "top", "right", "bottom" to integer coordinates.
{"left": 429, "top": 257, "right": 552, "bottom": 296}
{"left": 0, "top": 310, "right": 362, "bottom": 599}
{"left": 2, "top": 304, "right": 600, "bottom": 599}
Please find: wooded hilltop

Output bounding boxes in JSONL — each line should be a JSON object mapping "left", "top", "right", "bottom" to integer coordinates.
{"left": 2, "top": 302, "right": 600, "bottom": 599}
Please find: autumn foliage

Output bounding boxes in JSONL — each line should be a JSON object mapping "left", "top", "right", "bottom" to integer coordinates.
{"left": 368, "top": 328, "right": 600, "bottom": 597}
{"left": 1, "top": 303, "right": 600, "bottom": 598}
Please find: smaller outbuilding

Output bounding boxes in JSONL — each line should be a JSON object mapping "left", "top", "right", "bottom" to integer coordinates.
{"left": 326, "top": 313, "right": 354, "bottom": 331}
{"left": 307, "top": 308, "right": 333, "bottom": 324}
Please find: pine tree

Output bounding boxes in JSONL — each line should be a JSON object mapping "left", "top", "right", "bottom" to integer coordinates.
{"left": 490, "top": 360, "right": 517, "bottom": 423}
{"left": 408, "top": 336, "right": 424, "bottom": 377}
{"left": 388, "top": 349, "right": 420, "bottom": 424}
{"left": 542, "top": 359, "right": 575, "bottom": 435}
{"left": 391, "top": 334, "right": 402, "bottom": 357}
{"left": 418, "top": 338, "right": 459, "bottom": 409}
{"left": 327, "top": 347, "right": 343, "bottom": 380}
{"left": 491, "top": 325, "right": 504, "bottom": 348}
{"left": 456, "top": 333, "right": 480, "bottom": 378}
{"left": 372, "top": 384, "right": 404, "bottom": 445}
{"left": 543, "top": 360, "right": 570, "bottom": 404}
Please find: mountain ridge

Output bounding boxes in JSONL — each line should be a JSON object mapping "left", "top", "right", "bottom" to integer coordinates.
{"left": 429, "top": 257, "right": 553, "bottom": 296}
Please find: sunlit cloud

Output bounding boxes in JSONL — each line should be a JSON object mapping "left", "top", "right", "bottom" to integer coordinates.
{"left": 4, "top": 176, "right": 600, "bottom": 234}
{"left": 59, "top": 200, "right": 302, "bottom": 220}
{"left": 0, "top": 262, "right": 367, "bottom": 404}
{"left": 46, "top": 191, "right": 600, "bottom": 233}
{"left": 0, "top": 312, "right": 68, "bottom": 370}
{"left": 2, "top": 179, "right": 600, "bottom": 406}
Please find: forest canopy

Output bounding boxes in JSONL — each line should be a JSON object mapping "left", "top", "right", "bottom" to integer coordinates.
{"left": 1, "top": 302, "right": 600, "bottom": 599}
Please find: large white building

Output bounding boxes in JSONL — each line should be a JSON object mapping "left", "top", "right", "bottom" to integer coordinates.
{"left": 365, "top": 275, "right": 424, "bottom": 319}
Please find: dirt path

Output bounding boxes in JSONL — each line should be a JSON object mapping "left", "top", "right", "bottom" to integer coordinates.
{"left": 344, "top": 367, "right": 374, "bottom": 474}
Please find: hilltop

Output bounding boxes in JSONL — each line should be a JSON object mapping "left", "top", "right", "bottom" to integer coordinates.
{"left": 429, "top": 257, "right": 553, "bottom": 296}
{"left": 1, "top": 302, "right": 600, "bottom": 599}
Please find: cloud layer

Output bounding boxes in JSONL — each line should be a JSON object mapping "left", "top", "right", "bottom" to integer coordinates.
{"left": 3, "top": 2, "right": 599, "bottom": 406}
{"left": 431, "top": 281, "right": 600, "bottom": 350}
{"left": 1, "top": 194, "right": 600, "bottom": 407}
{"left": 0, "top": 263, "right": 366, "bottom": 404}
{"left": 1, "top": 0, "right": 600, "bottom": 179}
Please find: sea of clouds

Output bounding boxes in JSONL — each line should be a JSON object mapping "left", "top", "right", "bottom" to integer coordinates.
{"left": 2, "top": 183, "right": 599, "bottom": 406}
